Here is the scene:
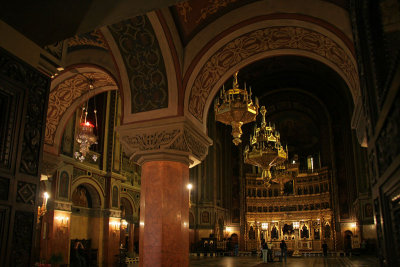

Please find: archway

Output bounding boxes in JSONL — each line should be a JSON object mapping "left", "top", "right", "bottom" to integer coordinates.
{"left": 344, "top": 230, "right": 353, "bottom": 253}
{"left": 70, "top": 183, "right": 103, "bottom": 266}
{"left": 184, "top": 18, "right": 359, "bottom": 132}
{"left": 44, "top": 66, "right": 119, "bottom": 156}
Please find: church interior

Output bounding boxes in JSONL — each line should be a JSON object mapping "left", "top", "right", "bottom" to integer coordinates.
{"left": 0, "top": 0, "right": 399, "bottom": 266}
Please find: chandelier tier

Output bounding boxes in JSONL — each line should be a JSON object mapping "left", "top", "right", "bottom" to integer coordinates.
{"left": 214, "top": 71, "right": 259, "bottom": 146}
{"left": 244, "top": 105, "right": 287, "bottom": 180}
{"left": 271, "top": 162, "right": 299, "bottom": 184}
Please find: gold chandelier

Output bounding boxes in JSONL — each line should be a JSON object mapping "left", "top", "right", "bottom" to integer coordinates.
{"left": 74, "top": 80, "right": 99, "bottom": 162}
{"left": 214, "top": 71, "right": 259, "bottom": 145}
{"left": 244, "top": 106, "right": 287, "bottom": 184}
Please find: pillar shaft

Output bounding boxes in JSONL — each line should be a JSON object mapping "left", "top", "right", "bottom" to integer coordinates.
{"left": 139, "top": 161, "right": 189, "bottom": 267}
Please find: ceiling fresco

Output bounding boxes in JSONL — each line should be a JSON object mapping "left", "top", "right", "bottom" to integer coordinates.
{"left": 171, "top": 0, "right": 259, "bottom": 45}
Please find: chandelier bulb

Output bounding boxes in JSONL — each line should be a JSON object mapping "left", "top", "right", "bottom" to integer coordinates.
{"left": 233, "top": 71, "right": 239, "bottom": 88}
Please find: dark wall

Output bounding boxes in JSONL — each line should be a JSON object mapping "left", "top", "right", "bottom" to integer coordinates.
{"left": 0, "top": 48, "right": 50, "bottom": 266}
{"left": 351, "top": 0, "right": 400, "bottom": 265}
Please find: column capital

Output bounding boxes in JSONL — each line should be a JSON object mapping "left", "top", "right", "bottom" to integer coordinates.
{"left": 117, "top": 116, "right": 213, "bottom": 167}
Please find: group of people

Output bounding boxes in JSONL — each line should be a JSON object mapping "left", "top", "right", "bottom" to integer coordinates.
{"left": 261, "top": 240, "right": 329, "bottom": 263}
{"left": 261, "top": 240, "right": 287, "bottom": 263}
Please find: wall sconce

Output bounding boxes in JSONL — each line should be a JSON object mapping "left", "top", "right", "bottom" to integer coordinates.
{"left": 55, "top": 215, "right": 69, "bottom": 235}
{"left": 55, "top": 216, "right": 69, "bottom": 228}
{"left": 121, "top": 219, "right": 128, "bottom": 230}
{"left": 109, "top": 221, "right": 121, "bottom": 232}
{"left": 293, "top": 222, "right": 300, "bottom": 229}
{"left": 37, "top": 192, "right": 50, "bottom": 224}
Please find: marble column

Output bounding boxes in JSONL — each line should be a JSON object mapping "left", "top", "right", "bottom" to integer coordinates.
{"left": 139, "top": 160, "right": 189, "bottom": 267}
{"left": 118, "top": 118, "right": 212, "bottom": 267}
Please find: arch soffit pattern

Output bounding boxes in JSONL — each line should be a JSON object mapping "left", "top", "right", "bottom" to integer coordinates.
{"left": 184, "top": 18, "right": 360, "bottom": 131}
{"left": 44, "top": 66, "right": 118, "bottom": 155}
{"left": 102, "top": 12, "right": 179, "bottom": 124}
{"left": 71, "top": 177, "right": 104, "bottom": 208}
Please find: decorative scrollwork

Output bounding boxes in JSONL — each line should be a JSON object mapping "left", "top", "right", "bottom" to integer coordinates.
{"left": 108, "top": 15, "right": 168, "bottom": 113}
{"left": 118, "top": 120, "right": 212, "bottom": 166}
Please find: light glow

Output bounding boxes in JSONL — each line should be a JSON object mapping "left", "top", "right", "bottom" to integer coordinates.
{"left": 187, "top": 183, "right": 193, "bottom": 190}
{"left": 261, "top": 223, "right": 268, "bottom": 230}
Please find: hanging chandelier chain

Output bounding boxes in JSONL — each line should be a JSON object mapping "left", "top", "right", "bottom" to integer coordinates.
{"left": 74, "top": 74, "right": 99, "bottom": 163}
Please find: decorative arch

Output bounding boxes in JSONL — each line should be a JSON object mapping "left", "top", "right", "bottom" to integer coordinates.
{"left": 71, "top": 176, "right": 105, "bottom": 207}
{"left": 44, "top": 66, "right": 118, "bottom": 155}
{"left": 120, "top": 196, "right": 134, "bottom": 222}
{"left": 121, "top": 191, "right": 139, "bottom": 222}
{"left": 184, "top": 17, "right": 359, "bottom": 131}
{"left": 71, "top": 182, "right": 102, "bottom": 209}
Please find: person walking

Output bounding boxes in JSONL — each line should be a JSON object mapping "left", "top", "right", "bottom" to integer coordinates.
{"left": 280, "top": 240, "right": 287, "bottom": 263}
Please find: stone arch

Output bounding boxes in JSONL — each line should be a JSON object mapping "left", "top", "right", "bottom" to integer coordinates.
{"left": 44, "top": 65, "right": 118, "bottom": 155}
{"left": 121, "top": 191, "right": 139, "bottom": 222}
{"left": 184, "top": 18, "right": 359, "bottom": 131}
{"left": 71, "top": 182, "right": 102, "bottom": 209}
{"left": 120, "top": 196, "right": 133, "bottom": 222}
{"left": 71, "top": 176, "right": 105, "bottom": 208}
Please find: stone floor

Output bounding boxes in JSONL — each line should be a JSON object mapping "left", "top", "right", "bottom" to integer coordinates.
{"left": 188, "top": 255, "right": 379, "bottom": 267}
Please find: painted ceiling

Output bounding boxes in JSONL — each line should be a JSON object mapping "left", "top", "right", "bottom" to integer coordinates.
{"left": 170, "top": 0, "right": 349, "bottom": 46}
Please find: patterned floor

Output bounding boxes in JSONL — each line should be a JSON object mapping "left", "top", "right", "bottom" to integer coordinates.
{"left": 188, "top": 255, "right": 379, "bottom": 267}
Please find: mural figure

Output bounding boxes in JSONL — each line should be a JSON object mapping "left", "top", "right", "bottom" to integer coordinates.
{"left": 324, "top": 224, "right": 331, "bottom": 238}
{"left": 59, "top": 171, "right": 69, "bottom": 199}
{"left": 271, "top": 225, "right": 279, "bottom": 239}
{"left": 301, "top": 225, "right": 309, "bottom": 238}
{"left": 72, "top": 186, "right": 89, "bottom": 207}
{"left": 249, "top": 226, "right": 255, "bottom": 239}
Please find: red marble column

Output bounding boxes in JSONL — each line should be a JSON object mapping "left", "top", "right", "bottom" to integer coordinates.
{"left": 139, "top": 161, "right": 189, "bottom": 267}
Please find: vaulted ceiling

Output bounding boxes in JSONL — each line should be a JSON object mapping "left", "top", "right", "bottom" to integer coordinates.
{"left": 1, "top": 0, "right": 350, "bottom": 47}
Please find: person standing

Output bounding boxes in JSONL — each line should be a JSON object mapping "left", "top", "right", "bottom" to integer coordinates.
{"left": 267, "top": 241, "right": 274, "bottom": 262}
{"left": 322, "top": 241, "right": 328, "bottom": 257}
{"left": 262, "top": 241, "right": 268, "bottom": 262}
{"left": 280, "top": 240, "right": 287, "bottom": 263}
